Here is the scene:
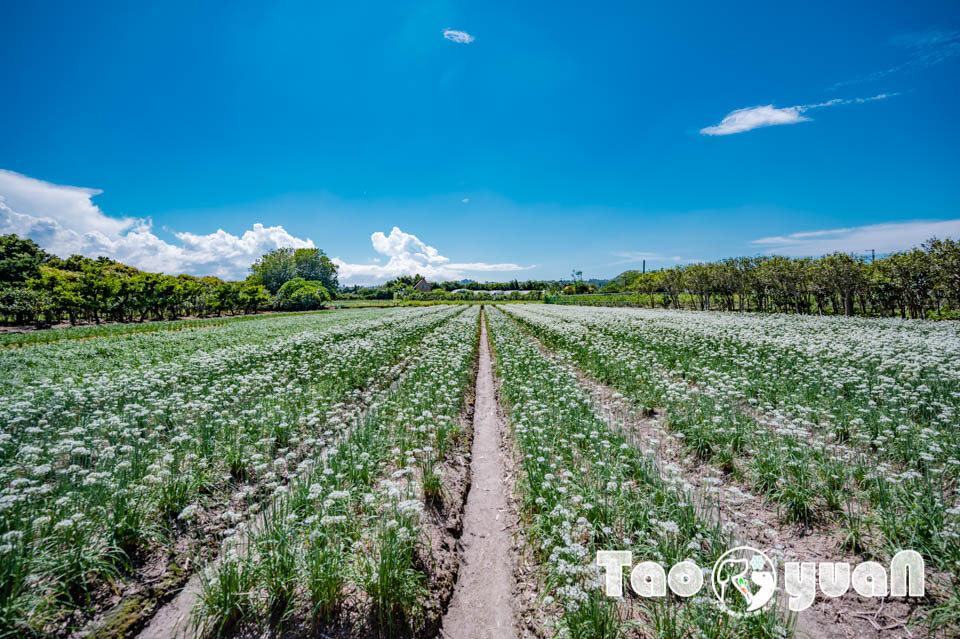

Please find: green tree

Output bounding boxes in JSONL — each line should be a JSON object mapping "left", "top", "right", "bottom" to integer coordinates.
{"left": 76, "top": 264, "right": 119, "bottom": 323}
{"left": 924, "top": 237, "right": 960, "bottom": 310}
{"left": 292, "top": 248, "right": 339, "bottom": 292}
{"left": 278, "top": 278, "right": 331, "bottom": 310}
{"left": 818, "top": 253, "right": 864, "bottom": 317}
{"left": 239, "top": 282, "right": 269, "bottom": 313}
{"left": 210, "top": 281, "right": 242, "bottom": 315}
{"left": 661, "top": 267, "right": 685, "bottom": 309}
{"left": 888, "top": 249, "right": 935, "bottom": 319}
{"left": 685, "top": 263, "right": 712, "bottom": 310}
{"left": 0, "top": 234, "right": 50, "bottom": 284}
{"left": 32, "top": 267, "right": 82, "bottom": 324}
{"left": 250, "top": 247, "right": 340, "bottom": 295}
{"left": 0, "top": 285, "right": 49, "bottom": 325}
{"left": 250, "top": 249, "right": 297, "bottom": 294}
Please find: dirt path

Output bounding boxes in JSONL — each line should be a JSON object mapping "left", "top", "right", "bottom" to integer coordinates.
{"left": 440, "top": 311, "right": 519, "bottom": 639}
{"left": 135, "top": 572, "right": 200, "bottom": 639}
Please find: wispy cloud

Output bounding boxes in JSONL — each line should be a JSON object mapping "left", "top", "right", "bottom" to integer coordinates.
{"left": 700, "top": 93, "right": 896, "bottom": 136}
{"left": 751, "top": 219, "right": 960, "bottom": 256}
{"left": 892, "top": 27, "right": 960, "bottom": 52}
{"left": 833, "top": 27, "right": 960, "bottom": 88}
{"left": 609, "top": 251, "right": 697, "bottom": 266}
{"left": 333, "top": 226, "right": 532, "bottom": 284}
{"left": 442, "top": 29, "right": 474, "bottom": 44}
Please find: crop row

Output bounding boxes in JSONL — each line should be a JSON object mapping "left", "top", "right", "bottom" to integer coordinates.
{"left": 194, "top": 305, "right": 481, "bottom": 636}
{"left": 3, "top": 302, "right": 958, "bottom": 638}
{"left": 499, "top": 304, "right": 960, "bottom": 631}
{"left": 484, "top": 306, "right": 789, "bottom": 638}
{"left": 550, "top": 307, "right": 956, "bottom": 462}
{"left": 0, "top": 307, "right": 403, "bottom": 391}
{"left": 0, "top": 306, "right": 457, "bottom": 635}
{"left": 0, "top": 312, "right": 331, "bottom": 349}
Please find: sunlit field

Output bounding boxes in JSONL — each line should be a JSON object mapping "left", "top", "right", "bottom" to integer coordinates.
{"left": 1, "top": 305, "right": 957, "bottom": 638}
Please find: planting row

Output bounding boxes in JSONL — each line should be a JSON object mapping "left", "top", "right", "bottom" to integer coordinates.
{"left": 193, "top": 305, "right": 481, "bottom": 636}
{"left": 0, "top": 312, "right": 330, "bottom": 349}
{"left": 500, "top": 304, "right": 960, "bottom": 633}
{"left": 484, "top": 306, "right": 789, "bottom": 638}
{"left": 0, "top": 308, "right": 408, "bottom": 392}
{"left": 0, "top": 306, "right": 457, "bottom": 635}
{"left": 512, "top": 305, "right": 960, "bottom": 472}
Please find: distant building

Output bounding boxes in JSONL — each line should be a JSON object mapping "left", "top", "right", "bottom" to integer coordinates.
{"left": 413, "top": 279, "right": 432, "bottom": 293}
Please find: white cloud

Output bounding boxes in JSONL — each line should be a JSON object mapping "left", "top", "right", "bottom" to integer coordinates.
{"left": 751, "top": 219, "right": 960, "bottom": 256}
{"left": 0, "top": 169, "right": 314, "bottom": 279}
{"left": 443, "top": 29, "right": 474, "bottom": 44}
{"left": 700, "top": 94, "right": 896, "bottom": 136}
{"left": 0, "top": 170, "right": 531, "bottom": 285}
{"left": 0, "top": 170, "right": 136, "bottom": 238}
{"left": 333, "top": 226, "right": 533, "bottom": 284}
{"left": 609, "top": 251, "right": 696, "bottom": 266}
{"left": 700, "top": 105, "right": 810, "bottom": 136}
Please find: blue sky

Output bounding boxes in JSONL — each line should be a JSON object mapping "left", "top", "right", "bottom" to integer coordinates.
{"left": 1, "top": 0, "right": 958, "bottom": 283}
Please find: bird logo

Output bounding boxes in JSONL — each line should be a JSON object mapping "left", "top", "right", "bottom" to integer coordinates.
{"left": 712, "top": 546, "right": 777, "bottom": 617}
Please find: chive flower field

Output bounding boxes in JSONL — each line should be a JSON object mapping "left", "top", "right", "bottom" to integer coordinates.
{"left": 0, "top": 304, "right": 957, "bottom": 638}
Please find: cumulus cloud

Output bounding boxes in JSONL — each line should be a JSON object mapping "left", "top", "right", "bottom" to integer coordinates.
{"left": 751, "top": 219, "right": 960, "bottom": 256}
{"left": 0, "top": 170, "right": 531, "bottom": 285}
{"left": 443, "top": 29, "right": 474, "bottom": 44}
{"left": 700, "top": 93, "right": 896, "bottom": 136}
{"left": 333, "top": 226, "right": 533, "bottom": 284}
{"left": 0, "top": 170, "right": 136, "bottom": 238}
{"left": 0, "top": 169, "right": 315, "bottom": 279}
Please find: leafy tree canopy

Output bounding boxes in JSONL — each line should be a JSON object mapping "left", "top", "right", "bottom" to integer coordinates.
{"left": 250, "top": 247, "right": 339, "bottom": 294}
{"left": 278, "top": 278, "right": 331, "bottom": 310}
{"left": 0, "top": 234, "right": 51, "bottom": 284}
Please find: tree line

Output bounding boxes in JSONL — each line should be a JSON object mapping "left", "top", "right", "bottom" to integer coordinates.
{"left": 340, "top": 275, "right": 559, "bottom": 300}
{"left": 339, "top": 274, "right": 552, "bottom": 300}
{"left": 3, "top": 231, "right": 958, "bottom": 326}
{"left": 0, "top": 235, "right": 340, "bottom": 326}
{"left": 599, "top": 238, "right": 960, "bottom": 318}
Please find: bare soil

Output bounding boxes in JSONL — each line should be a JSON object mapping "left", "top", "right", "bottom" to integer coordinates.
{"left": 440, "top": 311, "right": 520, "bottom": 639}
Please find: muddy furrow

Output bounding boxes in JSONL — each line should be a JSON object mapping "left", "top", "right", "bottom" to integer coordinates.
{"left": 515, "top": 320, "right": 922, "bottom": 639}
{"left": 441, "top": 310, "right": 519, "bottom": 639}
